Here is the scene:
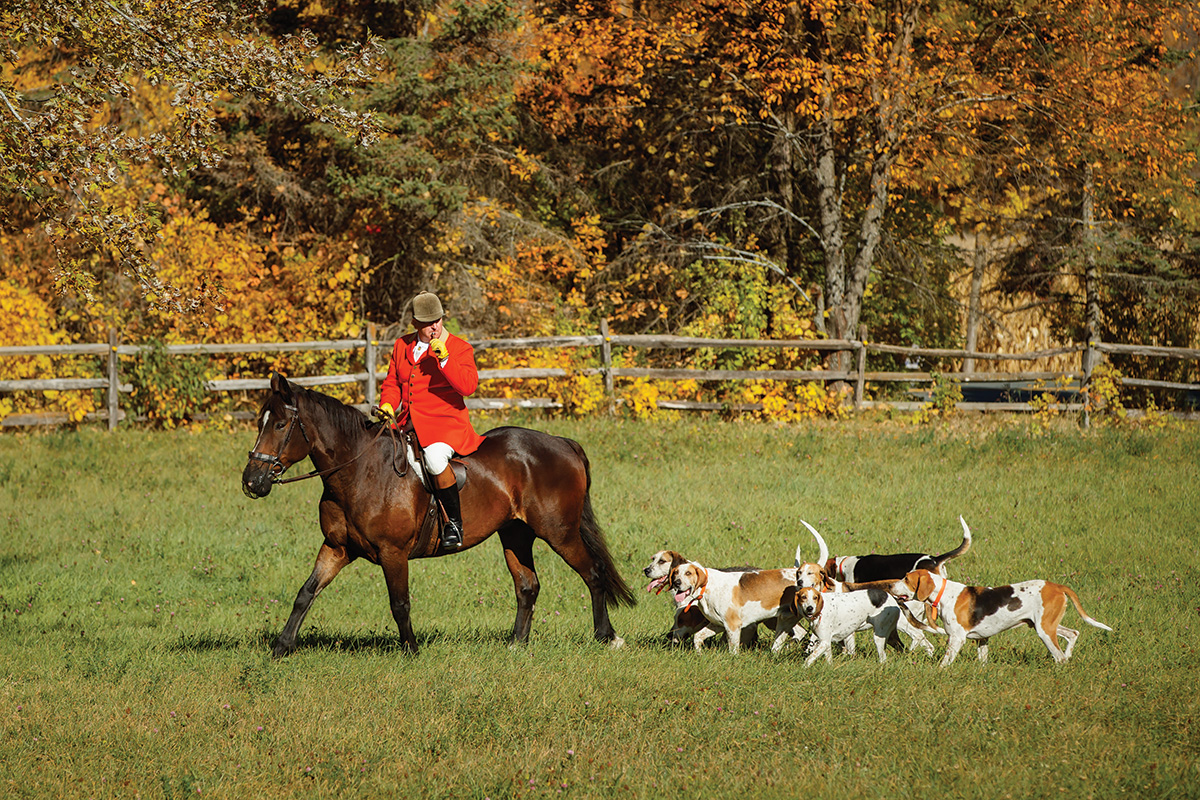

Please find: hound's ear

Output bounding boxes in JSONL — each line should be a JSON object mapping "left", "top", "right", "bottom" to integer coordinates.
{"left": 807, "top": 589, "right": 824, "bottom": 614}
{"left": 915, "top": 571, "right": 934, "bottom": 602}
{"left": 821, "top": 571, "right": 835, "bottom": 592}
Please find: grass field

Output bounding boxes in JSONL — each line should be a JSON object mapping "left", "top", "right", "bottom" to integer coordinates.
{"left": 1, "top": 415, "right": 1197, "bottom": 799}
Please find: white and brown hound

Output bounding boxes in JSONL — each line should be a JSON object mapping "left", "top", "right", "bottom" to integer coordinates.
{"left": 644, "top": 550, "right": 722, "bottom": 648}
{"left": 795, "top": 521, "right": 939, "bottom": 657}
{"left": 888, "top": 569, "right": 1113, "bottom": 666}
{"left": 643, "top": 550, "right": 782, "bottom": 650}
{"left": 668, "top": 556, "right": 806, "bottom": 654}
{"left": 794, "top": 585, "right": 937, "bottom": 667}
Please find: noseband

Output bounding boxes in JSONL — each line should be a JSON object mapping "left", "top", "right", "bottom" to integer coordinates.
{"left": 248, "top": 403, "right": 309, "bottom": 482}
{"left": 248, "top": 400, "right": 399, "bottom": 485}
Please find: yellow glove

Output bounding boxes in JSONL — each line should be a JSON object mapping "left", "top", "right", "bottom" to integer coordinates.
{"left": 375, "top": 402, "right": 395, "bottom": 421}
{"left": 429, "top": 337, "right": 449, "bottom": 360}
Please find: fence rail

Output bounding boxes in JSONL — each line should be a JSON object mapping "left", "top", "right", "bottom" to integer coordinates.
{"left": 2, "top": 322, "right": 1198, "bottom": 428}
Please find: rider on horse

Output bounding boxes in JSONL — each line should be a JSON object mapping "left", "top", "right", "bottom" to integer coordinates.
{"left": 377, "top": 291, "right": 485, "bottom": 548}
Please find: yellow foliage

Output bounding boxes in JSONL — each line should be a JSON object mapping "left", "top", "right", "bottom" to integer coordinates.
{"left": 740, "top": 380, "right": 847, "bottom": 422}
{"left": 0, "top": 279, "right": 95, "bottom": 422}
{"left": 1085, "top": 362, "right": 1126, "bottom": 425}
{"left": 557, "top": 374, "right": 608, "bottom": 417}
{"left": 622, "top": 378, "right": 662, "bottom": 419}
{"left": 0, "top": 167, "right": 376, "bottom": 424}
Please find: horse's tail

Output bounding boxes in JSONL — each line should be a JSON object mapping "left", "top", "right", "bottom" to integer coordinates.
{"left": 571, "top": 440, "right": 637, "bottom": 609}
{"left": 580, "top": 491, "right": 637, "bottom": 609}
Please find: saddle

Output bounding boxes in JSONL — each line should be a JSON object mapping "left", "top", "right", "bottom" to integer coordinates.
{"left": 391, "top": 421, "right": 469, "bottom": 491}
{"left": 393, "top": 424, "right": 470, "bottom": 557}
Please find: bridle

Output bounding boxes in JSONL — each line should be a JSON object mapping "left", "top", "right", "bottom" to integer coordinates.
{"left": 248, "top": 400, "right": 397, "bottom": 485}
{"left": 248, "top": 402, "right": 311, "bottom": 483}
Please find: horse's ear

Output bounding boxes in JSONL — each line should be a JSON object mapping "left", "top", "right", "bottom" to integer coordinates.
{"left": 271, "top": 372, "right": 294, "bottom": 402}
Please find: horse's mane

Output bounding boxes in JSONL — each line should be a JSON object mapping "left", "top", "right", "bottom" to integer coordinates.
{"left": 300, "top": 385, "right": 377, "bottom": 443}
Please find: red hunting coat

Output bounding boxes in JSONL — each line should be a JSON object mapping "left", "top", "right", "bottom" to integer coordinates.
{"left": 379, "top": 332, "right": 486, "bottom": 456}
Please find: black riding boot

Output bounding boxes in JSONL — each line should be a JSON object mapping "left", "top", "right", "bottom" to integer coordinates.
{"left": 435, "top": 480, "right": 464, "bottom": 548}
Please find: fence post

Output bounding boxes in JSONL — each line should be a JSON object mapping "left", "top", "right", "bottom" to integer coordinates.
{"left": 854, "top": 326, "right": 868, "bottom": 410}
{"left": 365, "top": 321, "right": 377, "bottom": 407}
{"left": 600, "top": 318, "right": 615, "bottom": 413}
{"left": 107, "top": 328, "right": 120, "bottom": 431}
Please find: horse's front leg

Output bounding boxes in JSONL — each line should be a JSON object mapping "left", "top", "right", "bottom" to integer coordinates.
{"left": 273, "top": 543, "right": 352, "bottom": 658}
{"left": 379, "top": 547, "right": 419, "bottom": 653}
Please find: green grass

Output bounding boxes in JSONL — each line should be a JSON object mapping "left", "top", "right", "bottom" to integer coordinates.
{"left": 1, "top": 416, "right": 1198, "bottom": 799}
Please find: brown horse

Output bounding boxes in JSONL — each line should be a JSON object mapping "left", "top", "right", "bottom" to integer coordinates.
{"left": 241, "top": 373, "right": 635, "bottom": 656}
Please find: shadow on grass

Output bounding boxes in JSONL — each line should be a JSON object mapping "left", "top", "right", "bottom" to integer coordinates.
{"left": 167, "top": 626, "right": 524, "bottom": 655}
{"left": 167, "top": 631, "right": 260, "bottom": 653}
{"left": 626, "top": 626, "right": 801, "bottom": 652}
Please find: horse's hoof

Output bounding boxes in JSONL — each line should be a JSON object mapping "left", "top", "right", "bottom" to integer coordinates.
{"left": 608, "top": 636, "right": 625, "bottom": 650}
{"left": 271, "top": 643, "right": 294, "bottom": 659}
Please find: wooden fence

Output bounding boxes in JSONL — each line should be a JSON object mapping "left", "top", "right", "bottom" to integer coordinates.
{"left": 2, "top": 321, "right": 1198, "bottom": 428}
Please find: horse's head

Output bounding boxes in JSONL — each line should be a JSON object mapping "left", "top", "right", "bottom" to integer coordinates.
{"left": 242, "top": 373, "right": 312, "bottom": 498}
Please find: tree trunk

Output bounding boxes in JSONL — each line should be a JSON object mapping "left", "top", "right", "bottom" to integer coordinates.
{"left": 816, "top": 2, "right": 918, "bottom": 382}
{"left": 1082, "top": 165, "right": 1101, "bottom": 375}
{"left": 815, "top": 76, "right": 849, "bottom": 373}
{"left": 964, "top": 232, "right": 987, "bottom": 373}
{"left": 1081, "top": 164, "right": 1101, "bottom": 428}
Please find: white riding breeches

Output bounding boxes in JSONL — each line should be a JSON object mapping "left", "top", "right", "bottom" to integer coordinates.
{"left": 423, "top": 442, "right": 455, "bottom": 475}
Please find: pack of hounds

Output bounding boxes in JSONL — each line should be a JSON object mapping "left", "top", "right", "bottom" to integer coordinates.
{"left": 643, "top": 518, "right": 1113, "bottom": 666}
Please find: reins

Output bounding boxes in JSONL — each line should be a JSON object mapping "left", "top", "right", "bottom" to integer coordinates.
{"left": 249, "top": 402, "right": 401, "bottom": 485}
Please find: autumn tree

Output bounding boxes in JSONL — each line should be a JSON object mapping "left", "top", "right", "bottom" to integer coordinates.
{"left": 0, "top": 0, "right": 383, "bottom": 307}
{"left": 185, "top": 0, "right": 544, "bottom": 324}
{"left": 974, "top": 1, "right": 1200, "bottom": 389}
{"left": 527, "top": 0, "right": 1008, "bottom": 358}
{"left": 526, "top": 0, "right": 1200, "bottom": 378}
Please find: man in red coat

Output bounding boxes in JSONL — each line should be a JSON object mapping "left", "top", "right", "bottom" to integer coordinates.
{"left": 377, "top": 291, "right": 485, "bottom": 547}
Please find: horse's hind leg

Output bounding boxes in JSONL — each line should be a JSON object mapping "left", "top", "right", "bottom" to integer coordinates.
{"left": 273, "top": 543, "right": 352, "bottom": 658}
{"left": 536, "top": 522, "right": 620, "bottom": 646}
{"left": 499, "top": 523, "right": 540, "bottom": 645}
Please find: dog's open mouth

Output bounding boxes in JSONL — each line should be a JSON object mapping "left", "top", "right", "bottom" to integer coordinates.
{"left": 673, "top": 589, "right": 690, "bottom": 604}
{"left": 646, "top": 575, "right": 668, "bottom": 593}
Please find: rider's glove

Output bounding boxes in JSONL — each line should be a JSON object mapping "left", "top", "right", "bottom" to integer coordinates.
{"left": 430, "top": 338, "right": 449, "bottom": 360}
{"left": 374, "top": 402, "right": 395, "bottom": 421}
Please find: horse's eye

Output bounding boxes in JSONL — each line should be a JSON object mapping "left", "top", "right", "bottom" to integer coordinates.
{"left": 275, "top": 421, "right": 287, "bottom": 430}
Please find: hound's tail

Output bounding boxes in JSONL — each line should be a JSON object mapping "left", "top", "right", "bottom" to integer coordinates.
{"left": 798, "top": 519, "right": 829, "bottom": 567}
{"left": 898, "top": 601, "right": 944, "bottom": 634}
{"left": 1062, "top": 585, "right": 1113, "bottom": 632}
{"left": 932, "top": 516, "right": 973, "bottom": 572}
{"left": 842, "top": 579, "right": 900, "bottom": 592}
